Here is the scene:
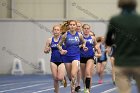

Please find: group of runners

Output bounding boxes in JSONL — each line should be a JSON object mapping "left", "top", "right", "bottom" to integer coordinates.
{"left": 44, "top": 20, "right": 115, "bottom": 93}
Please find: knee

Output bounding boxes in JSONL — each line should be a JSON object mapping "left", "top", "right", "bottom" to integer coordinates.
{"left": 71, "top": 74, "right": 75, "bottom": 78}
{"left": 57, "top": 76, "right": 63, "bottom": 81}
{"left": 97, "top": 70, "right": 100, "bottom": 73}
{"left": 86, "top": 72, "right": 91, "bottom": 77}
{"left": 96, "top": 68, "right": 100, "bottom": 73}
{"left": 53, "top": 76, "right": 58, "bottom": 81}
{"left": 101, "top": 69, "right": 105, "bottom": 73}
{"left": 71, "top": 72, "right": 76, "bottom": 78}
{"left": 86, "top": 68, "right": 93, "bottom": 77}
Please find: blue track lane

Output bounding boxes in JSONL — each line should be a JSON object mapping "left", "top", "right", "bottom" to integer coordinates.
{"left": 0, "top": 74, "right": 138, "bottom": 93}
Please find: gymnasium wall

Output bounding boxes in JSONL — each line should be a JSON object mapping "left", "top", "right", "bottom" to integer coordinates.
{"left": 1, "top": 0, "right": 139, "bottom": 19}
{"left": 0, "top": 0, "right": 11, "bottom": 18}
{"left": 0, "top": 20, "right": 108, "bottom": 74}
{"left": 0, "top": 0, "right": 139, "bottom": 74}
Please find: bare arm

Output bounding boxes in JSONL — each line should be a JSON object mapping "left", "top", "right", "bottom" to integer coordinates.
{"left": 44, "top": 38, "right": 51, "bottom": 54}
{"left": 95, "top": 43, "right": 102, "bottom": 58}
{"left": 91, "top": 36, "right": 97, "bottom": 47}
{"left": 79, "top": 33, "right": 86, "bottom": 48}
{"left": 57, "top": 33, "right": 66, "bottom": 51}
{"left": 105, "top": 46, "right": 110, "bottom": 54}
{"left": 79, "top": 33, "right": 88, "bottom": 51}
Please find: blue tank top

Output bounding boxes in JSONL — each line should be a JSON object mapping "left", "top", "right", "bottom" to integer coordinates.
{"left": 65, "top": 31, "right": 80, "bottom": 56}
{"left": 50, "top": 37, "right": 62, "bottom": 62}
{"left": 99, "top": 43, "right": 107, "bottom": 61}
{"left": 80, "top": 36, "right": 95, "bottom": 57}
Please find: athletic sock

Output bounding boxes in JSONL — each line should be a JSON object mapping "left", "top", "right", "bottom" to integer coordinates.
{"left": 85, "top": 77, "right": 90, "bottom": 89}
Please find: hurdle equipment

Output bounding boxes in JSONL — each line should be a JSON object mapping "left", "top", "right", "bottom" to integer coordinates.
{"left": 36, "top": 58, "right": 46, "bottom": 75}
{"left": 11, "top": 58, "right": 24, "bottom": 75}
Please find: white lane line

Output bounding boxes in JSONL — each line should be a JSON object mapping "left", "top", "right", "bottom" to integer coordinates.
{"left": 80, "top": 84, "right": 105, "bottom": 91}
{"left": 32, "top": 84, "right": 71, "bottom": 93}
{"left": 33, "top": 82, "right": 111, "bottom": 93}
{"left": 81, "top": 82, "right": 111, "bottom": 92}
{"left": 101, "top": 87, "right": 117, "bottom": 93}
{"left": 0, "top": 83, "right": 49, "bottom": 92}
{"left": 0, "top": 80, "right": 52, "bottom": 87}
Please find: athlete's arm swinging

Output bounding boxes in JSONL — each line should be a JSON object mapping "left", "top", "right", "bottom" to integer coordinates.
{"left": 44, "top": 38, "right": 51, "bottom": 53}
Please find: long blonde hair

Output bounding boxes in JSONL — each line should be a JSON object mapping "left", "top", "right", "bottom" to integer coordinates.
{"left": 60, "top": 20, "right": 70, "bottom": 35}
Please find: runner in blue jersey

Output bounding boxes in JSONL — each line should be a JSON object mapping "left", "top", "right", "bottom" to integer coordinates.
{"left": 80, "top": 24, "right": 101, "bottom": 93}
{"left": 97, "top": 36, "right": 108, "bottom": 84}
{"left": 44, "top": 25, "right": 67, "bottom": 93}
{"left": 57, "top": 20, "right": 87, "bottom": 93}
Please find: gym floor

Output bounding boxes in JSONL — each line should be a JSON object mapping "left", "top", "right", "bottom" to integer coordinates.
{"left": 0, "top": 74, "right": 138, "bottom": 93}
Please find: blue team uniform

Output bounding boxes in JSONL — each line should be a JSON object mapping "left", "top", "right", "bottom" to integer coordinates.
{"left": 63, "top": 31, "right": 80, "bottom": 63}
{"left": 80, "top": 36, "right": 95, "bottom": 63}
{"left": 81, "top": 36, "right": 95, "bottom": 58}
{"left": 98, "top": 43, "right": 107, "bottom": 62}
{"left": 50, "top": 37, "right": 62, "bottom": 63}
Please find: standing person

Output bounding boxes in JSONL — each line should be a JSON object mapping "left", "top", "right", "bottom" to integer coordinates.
{"left": 75, "top": 21, "right": 83, "bottom": 92}
{"left": 80, "top": 24, "right": 101, "bottom": 93}
{"left": 106, "top": 0, "right": 140, "bottom": 93}
{"left": 44, "top": 25, "right": 67, "bottom": 93}
{"left": 57, "top": 20, "right": 87, "bottom": 93}
{"left": 97, "top": 36, "right": 108, "bottom": 84}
